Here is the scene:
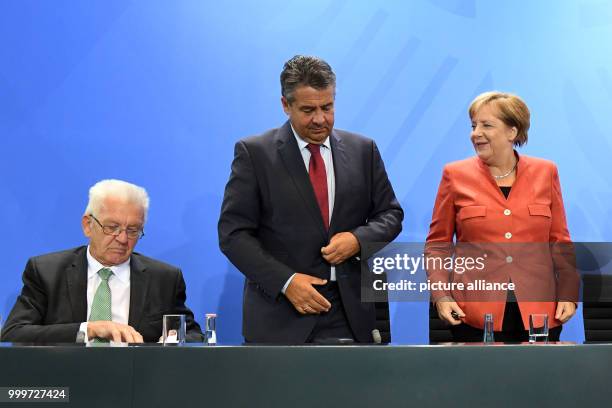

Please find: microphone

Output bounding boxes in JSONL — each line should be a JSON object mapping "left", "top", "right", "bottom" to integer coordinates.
{"left": 372, "top": 329, "right": 382, "bottom": 344}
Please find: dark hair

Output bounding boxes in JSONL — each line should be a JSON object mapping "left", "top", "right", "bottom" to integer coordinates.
{"left": 280, "top": 55, "right": 336, "bottom": 103}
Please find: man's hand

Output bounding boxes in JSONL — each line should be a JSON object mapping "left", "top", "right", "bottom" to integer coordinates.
{"left": 285, "top": 273, "right": 331, "bottom": 315}
{"left": 555, "top": 301, "right": 576, "bottom": 323}
{"left": 321, "top": 232, "right": 360, "bottom": 265}
{"left": 87, "top": 321, "right": 144, "bottom": 343}
{"left": 435, "top": 296, "right": 465, "bottom": 325}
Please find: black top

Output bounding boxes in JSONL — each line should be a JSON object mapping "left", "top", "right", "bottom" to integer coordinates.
{"left": 500, "top": 186, "right": 512, "bottom": 199}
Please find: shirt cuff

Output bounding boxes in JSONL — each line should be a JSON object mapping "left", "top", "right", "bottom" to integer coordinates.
{"left": 78, "top": 322, "right": 89, "bottom": 343}
{"left": 281, "top": 273, "right": 296, "bottom": 294}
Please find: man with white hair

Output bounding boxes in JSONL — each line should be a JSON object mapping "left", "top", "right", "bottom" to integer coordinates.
{"left": 1, "top": 179, "right": 203, "bottom": 343}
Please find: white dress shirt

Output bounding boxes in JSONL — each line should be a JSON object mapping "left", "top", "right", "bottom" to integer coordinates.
{"left": 78, "top": 246, "right": 131, "bottom": 341}
{"left": 282, "top": 126, "right": 337, "bottom": 294}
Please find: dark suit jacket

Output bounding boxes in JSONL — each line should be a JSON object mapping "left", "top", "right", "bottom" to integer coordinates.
{"left": 218, "top": 121, "right": 403, "bottom": 343}
{"left": 1, "top": 246, "right": 203, "bottom": 343}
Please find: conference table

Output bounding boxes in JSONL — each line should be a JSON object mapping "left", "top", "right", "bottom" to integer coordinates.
{"left": 1, "top": 342, "right": 610, "bottom": 407}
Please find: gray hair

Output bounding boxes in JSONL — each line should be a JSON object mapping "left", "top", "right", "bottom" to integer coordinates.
{"left": 280, "top": 55, "right": 336, "bottom": 103}
{"left": 84, "top": 179, "right": 150, "bottom": 223}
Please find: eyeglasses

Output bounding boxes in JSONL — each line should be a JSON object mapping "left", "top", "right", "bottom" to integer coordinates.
{"left": 89, "top": 214, "right": 145, "bottom": 239}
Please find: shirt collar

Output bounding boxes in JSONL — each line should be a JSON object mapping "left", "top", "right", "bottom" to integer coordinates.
{"left": 87, "top": 245, "right": 131, "bottom": 283}
{"left": 290, "top": 124, "right": 331, "bottom": 150}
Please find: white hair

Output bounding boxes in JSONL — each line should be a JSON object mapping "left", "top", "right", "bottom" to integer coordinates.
{"left": 84, "top": 179, "right": 150, "bottom": 223}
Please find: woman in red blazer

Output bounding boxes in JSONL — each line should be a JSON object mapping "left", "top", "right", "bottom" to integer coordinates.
{"left": 426, "top": 91, "right": 579, "bottom": 342}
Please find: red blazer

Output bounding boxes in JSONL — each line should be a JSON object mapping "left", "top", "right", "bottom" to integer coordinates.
{"left": 425, "top": 153, "right": 579, "bottom": 331}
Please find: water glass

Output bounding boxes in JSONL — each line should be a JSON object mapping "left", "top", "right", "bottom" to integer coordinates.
{"left": 162, "top": 314, "right": 186, "bottom": 345}
{"left": 529, "top": 314, "right": 549, "bottom": 343}
{"left": 483, "top": 313, "right": 495, "bottom": 343}
{"left": 204, "top": 313, "right": 217, "bottom": 345}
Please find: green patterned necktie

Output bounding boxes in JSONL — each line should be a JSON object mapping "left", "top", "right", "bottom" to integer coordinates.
{"left": 89, "top": 268, "right": 113, "bottom": 322}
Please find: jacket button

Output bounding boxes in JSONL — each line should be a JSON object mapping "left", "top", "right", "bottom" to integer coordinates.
{"left": 506, "top": 256, "right": 513, "bottom": 263}
{"left": 505, "top": 232, "right": 512, "bottom": 239}
{"left": 504, "top": 209, "right": 511, "bottom": 216}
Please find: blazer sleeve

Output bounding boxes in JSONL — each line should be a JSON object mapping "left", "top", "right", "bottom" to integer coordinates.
{"left": 171, "top": 269, "right": 204, "bottom": 343}
{"left": 549, "top": 164, "right": 580, "bottom": 302}
{"left": 218, "top": 140, "right": 296, "bottom": 298}
{"left": 1, "top": 258, "right": 81, "bottom": 343}
{"left": 350, "top": 141, "right": 404, "bottom": 246}
{"left": 424, "top": 165, "right": 456, "bottom": 302}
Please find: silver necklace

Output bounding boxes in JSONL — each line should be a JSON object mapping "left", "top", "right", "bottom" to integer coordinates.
{"left": 492, "top": 160, "right": 518, "bottom": 179}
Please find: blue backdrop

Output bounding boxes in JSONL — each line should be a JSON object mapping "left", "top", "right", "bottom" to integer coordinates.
{"left": 2, "top": 0, "right": 612, "bottom": 343}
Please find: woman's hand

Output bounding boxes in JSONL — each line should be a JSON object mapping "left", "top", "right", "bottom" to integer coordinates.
{"left": 435, "top": 296, "right": 466, "bottom": 325}
{"left": 555, "top": 301, "right": 576, "bottom": 323}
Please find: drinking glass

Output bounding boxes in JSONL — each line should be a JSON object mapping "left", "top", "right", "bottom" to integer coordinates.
{"left": 162, "top": 314, "right": 186, "bottom": 345}
{"left": 483, "top": 313, "right": 495, "bottom": 343}
{"left": 529, "top": 314, "right": 549, "bottom": 343}
{"left": 204, "top": 313, "right": 217, "bottom": 345}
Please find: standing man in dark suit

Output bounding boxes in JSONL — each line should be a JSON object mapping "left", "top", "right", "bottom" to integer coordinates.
{"left": 218, "top": 55, "right": 403, "bottom": 344}
{"left": 1, "top": 179, "right": 203, "bottom": 343}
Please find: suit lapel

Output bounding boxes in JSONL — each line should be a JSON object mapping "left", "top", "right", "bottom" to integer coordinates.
{"left": 66, "top": 247, "right": 88, "bottom": 322}
{"left": 128, "top": 255, "right": 150, "bottom": 328}
{"left": 512, "top": 152, "right": 530, "bottom": 184}
{"left": 277, "top": 122, "right": 328, "bottom": 240}
{"left": 476, "top": 151, "right": 529, "bottom": 202}
{"left": 508, "top": 152, "right": 531, "bottom": 203}
{"left": 329, "top": 130, "right": 348, "bottom": 235}
{"left": 475, "top": 156, "right": 501, "bottom": 194}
